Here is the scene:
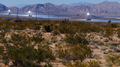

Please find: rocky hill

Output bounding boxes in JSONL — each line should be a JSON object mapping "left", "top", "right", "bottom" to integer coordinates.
{"left": 87, "top": 1, "right": 120, "bottom": 14}
{"left": 18, "top": 3, "right": 69, "bottom": 15}
{"left": 8, "top": 7, "right": 18, "bottom": 12}
{"left": 0, "top": 4, "right": 8, "bottom": 12}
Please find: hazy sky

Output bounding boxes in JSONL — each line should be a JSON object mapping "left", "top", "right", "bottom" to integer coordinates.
{"left": 0, "top": 0, "right": 120, "bottom": 7}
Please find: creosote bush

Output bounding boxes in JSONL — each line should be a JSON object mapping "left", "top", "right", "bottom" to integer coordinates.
{"left": 1, "top": 32, "right": 53, "bottom": 67}
{"left": 64, "top": 33, "right": 88, "bottom": 45}
{"left": 51, "top": 30, "right": 60, "bottom": 36}
{"left": 32, "top": 35, "right": 44, "bottom": 43}
{"left": 111, "top": 23, "right": 118, "bottom": 28}
{"left": 117, "top": 28, "right": 120, "bottom": 38}
{"left": 65, "top": 60, "right": 100, "bottom": 67}
{"left": 106, "top": 53, "right": 120, "bottom": 66}
{"left": 58, "top": 22, "right": 102, "bottom": 34}
{"left": 0, "top": 46, "right": 4, "bottom": 55}
{"left": 2, "top": 43, "right": 54, "bottom": 67}
{"left": 56, "top": 44, "right": 92, "bottom": 63}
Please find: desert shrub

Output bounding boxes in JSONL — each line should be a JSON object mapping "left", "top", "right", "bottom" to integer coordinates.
{"left": 51, "top": 39, "right": 58, "bottom": 43}
{"left": 32, "top": 35, "right": 44, "bottom": 43}
{"left": 41, "top": 20, "right": 50, "bottom": 23}
{"left": 2, "top": 44, "right": 54, "bottom": 67}
{"left": 51, "top": 30, "right": 60, "bottom": 36}
{"left": 64, "top": 33, "right": 88, "bottom": 45}
{"left": 56, "top": 47, "right": 69, "bottom": 63}
{"left": 0, "top": 31, "right": 5, "bottom": 38}
{"left": 11, "top": 33, "right": 26, "bottom": 42}
{"left": 104, "top": 27, "right": 114, "bottom": 37}
{"left": 111, "top": 23, "right": 118, "bottom": 28}
{"left": 44, "top": 63, "right": 53, "bottom": 67}
{"left": 0, "top": 46, "right": 4, "bottom": 55}
{"left": 106, "top": 62, "right": 113, "bottom": 67}
{"left": 58, "top": 22, "right": 102, "bottom": 35}
{"left": 11, "top": 33, "right": 44, "bottom": 44}
{"left": 70, "top": 44, "right": 92, "bottom": 62}
{"left": 14, "top": 24, "right": 26, "bottom": 30}
{"left": 74, "top": 61, "right": 87, "bottom": 67}
{"left": 65, "top": 60, "right": 100, "bottom": 67}
{"left": 44, "top": 25, "right": 52, "bottom": 32}
{"left": 1, "top": 38, "right": 7, "bottom": 43}
{"left": 34, "top": 25, "right": 41, "bottom": 30}
{"left": 42, "top": 21, "right": 58, "bottom": 32}
{"left": 11, "top": 33, "right": 30, "bottom": 46}
{"left": 118, "top": 62, "right": 120, "bottom": 66}
{"left": 58, "top": 23, "right": 76, "bottom": 34}
{"left": 4, "top": 46, "right": 36, "bottom": 60}
{"left": 37, "top": 45, "right": 55, "bottom": 62}
{"left": 106, "top": 53, "right": 120, "bottom": 66}
{"left": 13, "top": 59, "right": 38, "bottom": 67}
{"left": 6, "top": 37, "right": 13, "bottom": 43}
{"left": 88, "top": 60, "right": 100, "bottom": 67}
{"left": 65, "top": 62, "right": 74, "bottom": 67}
{"left": 106, "top": 53, "right": 120, "bottom": 63}
{"left": 1, "top": 24, "right": 10, "bottom": 30}
{"left": 56, "top": 44, "right": 92, "bottom": 63}
{"left": 117, "top": 28, "right": 120, "bottom": 38}
{"left": 80, "top": 23, "right": 101, "bottom": 33}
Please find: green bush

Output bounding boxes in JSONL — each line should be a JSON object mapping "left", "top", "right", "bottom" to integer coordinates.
{"left": 37, "top": 45, "right": 55, "bottom": 62}
{"left": 2, "top": 44, "right": 54, "bottom": 67}
{"left": 0, "top": 46, "right": 4, "bottom": 55}
{"left": 34, "top": 25, "right": 41, "bottom": 30}
{"left": 58, "top": 22, "right": 102, "bottom": 34}
{"left": 106, "top": 53, "right": 120, "bottom": 64}
{"left": 32, "top": 35, "right": 44, "bottom": 43}
{"left": 74, "top": 61, "right": 87, "bottom": 67}
{"left": 66, "top": 60, "right": 100, "bottom": 67}
{"left": 106, "top": 53, "right": 120, "bottom": 66}
{"left": 117, "top": 28, "right": 120, "bottom": 38}
{"left": 111, "top": 23, "right": 118, "bottom": 28}
{"left": 1, "top": 38, "right": 7, "bottom": 43}
{"left": 11, "top": 33, "right": 26, "bottom": 42}
{"left": 56, "top": 44, "right": 92, "bottom": 63}
{"left": 104, "top": 28, "right": 113, "bottom": 37}
{"left": 88, "top": 60, "right": 100, "bottom": 67}
{"left": 64, "top": 33, "right": 88, "bottom": 45}
{"left": 51, "top": 30, "right": 60, "bottom": 36}
{"left": 0, "top": 31, "right": 5, "bottom": 38}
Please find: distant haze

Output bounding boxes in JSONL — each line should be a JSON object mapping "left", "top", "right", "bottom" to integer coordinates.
{"left": 12, "top": 2, "right": 93, "bottom": 8}
{"left": 11, "top": 4, "right": 30, "bottom": 8}
{"left": 68, "top": 2, "right": 93, "bottom": 6}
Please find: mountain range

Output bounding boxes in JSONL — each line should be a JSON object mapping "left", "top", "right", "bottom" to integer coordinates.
{"left": 1, "top": 1, "right": 120, "bottom": 18}
{"left": 0, "top": 4, "right": 8, "bottom": 12}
